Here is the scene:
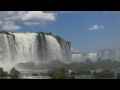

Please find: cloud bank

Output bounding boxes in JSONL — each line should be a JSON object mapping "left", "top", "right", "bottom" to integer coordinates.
{"left": 0, "top": 21, "right": 21, "bottom": 30}
{"left": 0, "top": 11, "right": 56, "bottom": 30}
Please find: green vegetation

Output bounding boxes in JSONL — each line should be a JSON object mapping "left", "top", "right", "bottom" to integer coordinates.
{"left": 0, "top": 67, "right": 21, "bottom": 79}
{"left": 69, "top": 67, "right": 91, "bottom": 76}
{"left": 0, "top": 31, "right": 14, "bottom": 36}
{"left": 37, "top": 32, "right": 45, "bottom": 35}
{"left": 0, "top": 68, "right": 5, "bottom": 77}
{"left": 32, "top": 58, "right": 120, "bottom": 79}
{"left": 70, "top": 70, "right": 76, "bottom": 76}
{"left": 94, "top": 59, "right": 120, "bottom": 69}
{"left": 49, "top": 67, "right": 91, "bottom": 79}
{"left": 48, "top": 32, "right": 52, "bottom": 35}
{"left": 64, "top": 59, "right": 120, "bottom": 70}
{"left": 37, "top": 31, "right": 71, "bottom": 48}
{"left": 0, "top": 31, "right": 10, "bottom": 34}
{"left": 76, "top": 67, "right": 91, "bottom": 76}
{"left": 10, "top": 67, "right": 21, "bottom": 79}
{"left": 49, "top": 68, "right": 69, "bottom": 79}
{"left": 117, "top": 73, "right": 120, "bottom": 79}
{"left": 0, "top": 68, "right": 10, "bottom": 79}
{"left": 4, "top": 72, "right": 9, "bottom": 77}
{"left": 37, "top": 32, "right": 52, "bottom": 35}
{"left": 92, "top": 69, "right": 115, "bottom": 79}
{"left": 32, "top": 73, "right": 39, "bottom": 76}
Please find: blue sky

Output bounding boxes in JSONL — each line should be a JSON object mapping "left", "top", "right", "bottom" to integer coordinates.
{"left": 0, "top": 11, "right": 120, "bottom": 52}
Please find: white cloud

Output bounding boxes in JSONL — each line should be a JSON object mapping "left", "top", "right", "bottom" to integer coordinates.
{"left": 0, "top": 21, "right": 21, "bottom": 30}
{"left": 89, "top": 25, "right": 104, "bottom": 31}
{"left": 3, "top": 11, "right": 56, "bottom": 25}
{"left": 0, "top": 11, "right": 56, "bottom": 30}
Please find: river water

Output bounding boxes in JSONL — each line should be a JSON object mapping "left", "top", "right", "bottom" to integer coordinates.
{"left": 20, "top": 70, "right": 51, "bottom": 79}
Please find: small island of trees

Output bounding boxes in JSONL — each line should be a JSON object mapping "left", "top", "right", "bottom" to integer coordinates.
{"left": 0, "top": 67, "right": 21, "bottom": 79}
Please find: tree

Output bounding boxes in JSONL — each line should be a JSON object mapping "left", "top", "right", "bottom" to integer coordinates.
{"left": 85, "top": 58, "right": 92, "bottom": 64}
{"left": 32, "top": 73, "right": 39, "bottom": 76}
{"left": 4, "top": 72, "right": 8, "bottom": 77}
{"left": 117, "top": 73, "right": 120, "bottom": 79}
{"left": 48, "top": 32, "right": 52, "bottom": 35}
{"left": 49, "top": 68, "right": 69, "bottom": 79}
{"left": 0, "top": 68, "right": 4, "bottom": 77}
{"left": 92, "top": 69, "right": 115, "bottom": 79}
{"left": 0, "top": 68, "right": 9, "bottom": 79}
{"left": 70, "top": 70, "right": 76, "bottom": 76}
{"left": 76, "top": 67, "right": 91, "bottom": 76}
{"left": 10, "top": 67, "right": 21, "bottom": 79}
{"left": 97, "top": 57, "right": 102, "bottom": 62}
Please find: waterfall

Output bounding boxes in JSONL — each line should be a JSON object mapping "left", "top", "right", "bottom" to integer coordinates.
{"left": 97, "top": 49, "right": 116, "bottom": 61}
{"left": 87, "top": 53, "right": 97, "bottom": 61}
{"left": 72, "top": 53, "right": 84, "bottom": 62}
{"left": 45, "top": 35, "right": 71, "bottom": 63}
{"left": 0, "top": 32, "right": 71, "bottom": 70}
{"left": 0, "top": 33, "right": 16, "bottom": 70}
{"left": 13, "top": 33, "right": 39, "bottom": 63}
{"left": 72, "top": 49, "right": 120, "bottom": 63}
{"left": 45, "top": 35, "right": 64, "bottom": 62}
{"left": 72, "top": 53, "right": 101, "bottom": 62}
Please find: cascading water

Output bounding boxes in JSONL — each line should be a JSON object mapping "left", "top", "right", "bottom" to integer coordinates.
{"left": 87, "top": 53, "right": 97, "bottom": 61}
{"left": 0, "top": 33, "right": 16, "bottom": 70}
{"left": 72, "top": 53, "right": 84, "bottom": 62}
{"left": 0, "top": 32, "right": 71, "bottom": 71}
{"left": 72, "top": 53, "right": 97, "bottom": 62}
{"left": 13, "top": 33, "right": 39, "bottom": 63}
{"left": 97, "top": 49, "right": 116, "bottom": 61}
{"left": 45, "top": 35, "right": 71, "bottom": 63}
{"left": 72, "top": 49, "right": 120, "bottom": 63}
{"left": 45, "top": 35, "right": 64, "bottom": 62}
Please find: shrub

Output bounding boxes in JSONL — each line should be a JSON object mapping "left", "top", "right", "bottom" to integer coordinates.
{"left": 0, "top": 68, "right": 4, "bottom": 77}
{"left": 49, "top": 68, "right": 69, "bottom": 79}
{"left": 117, "top": 73, "right": 120, "bottom": 79}
{"left": 10, "top": 67, "right": 21, "bottom": 79}
{"left": 92, "top": 69, "right": 115, "bottom": 79}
